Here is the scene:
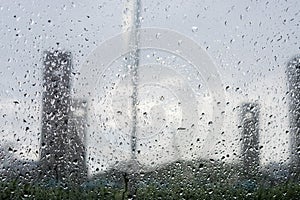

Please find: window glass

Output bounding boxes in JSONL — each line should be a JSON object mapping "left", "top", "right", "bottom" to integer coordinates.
{"left": 0, "top": 0, "right": 299, "bottom": 199}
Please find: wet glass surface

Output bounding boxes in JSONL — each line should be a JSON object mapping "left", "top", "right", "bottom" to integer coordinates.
{"left": 0, "top": 0, "right": 299, "bottom": 199}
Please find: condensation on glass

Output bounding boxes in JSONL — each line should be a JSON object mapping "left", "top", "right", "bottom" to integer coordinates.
{"left": 0, "top": 0, "right": 299, "bottom": 199}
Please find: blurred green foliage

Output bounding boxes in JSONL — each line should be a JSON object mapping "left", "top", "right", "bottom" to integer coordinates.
{"left": 1, "top": 159, "right": 299, "bottom": 199}
{"left": 0, "top": 180, "right": 299, "bottom": 200}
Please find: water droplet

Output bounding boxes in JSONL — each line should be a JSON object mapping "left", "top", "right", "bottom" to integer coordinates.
{"left": 192, "top": 26, "right": 198, "bottom": 32}
{"left": 155, "top": 33, "right": 161, "bottom": 39}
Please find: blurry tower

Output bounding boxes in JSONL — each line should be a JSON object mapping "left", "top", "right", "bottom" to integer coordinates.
{"left": 286, "top": 55, "right": 300, "bottom": 180}
{"left": 40, "top": 50, "right": 87, "bottom": 183}
{"left": 240, "top": 102, "right": 260, "bottom": 179}
{"left": 40, "top": 50, "right": 72, "bottom": 181}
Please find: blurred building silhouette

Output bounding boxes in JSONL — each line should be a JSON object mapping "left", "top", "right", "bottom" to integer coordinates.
{"left": 240, "top": 102, "right": 260, "bottom": 179}
{"left": 40, "top": 50, "right": 87, "bottom": 183}
{"left": 286, "top": 55, "right": 300, "bottom": 180}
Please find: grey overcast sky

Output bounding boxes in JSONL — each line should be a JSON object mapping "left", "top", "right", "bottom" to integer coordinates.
{"left": 0, "top": 0, "right": 299, "bottom": 176}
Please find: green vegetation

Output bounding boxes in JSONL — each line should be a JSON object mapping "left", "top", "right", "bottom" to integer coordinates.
{"left": 0, "top": 180, "right": 299, "bottom": 200}
{"left": 137, "top": 182, "right": 300, "bottom": 200}
{"left": 0, "top": 180, "right": 118, "bottom": 200}
{"left": 1, "top": 160, "right": 299, "bottom": 199}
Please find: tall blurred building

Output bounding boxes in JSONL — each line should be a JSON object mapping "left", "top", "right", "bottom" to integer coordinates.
{"left": 286, "top": 56, "right": 300, "bottom": 180}
{"left": 240, "top": 102, "right": 260, "bottom": 179}
{"left": 40, "top": 50, "right": 87, "bottom": 183}
{"left": 40, "top": 50, "right": 72, "bottom": 181}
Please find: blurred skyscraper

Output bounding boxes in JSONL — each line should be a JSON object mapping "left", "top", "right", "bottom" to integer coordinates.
{"left": 286, "top": 55, "right": 300, "bottom": 180}
{"left": 40, "top": 50, "right": 87, "bottom": 183}
{"left": 240, "top": 102, "right": 260, "bottom": 179}
{"left": 40, "top": 50, "right": 72, "bottom": 182}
